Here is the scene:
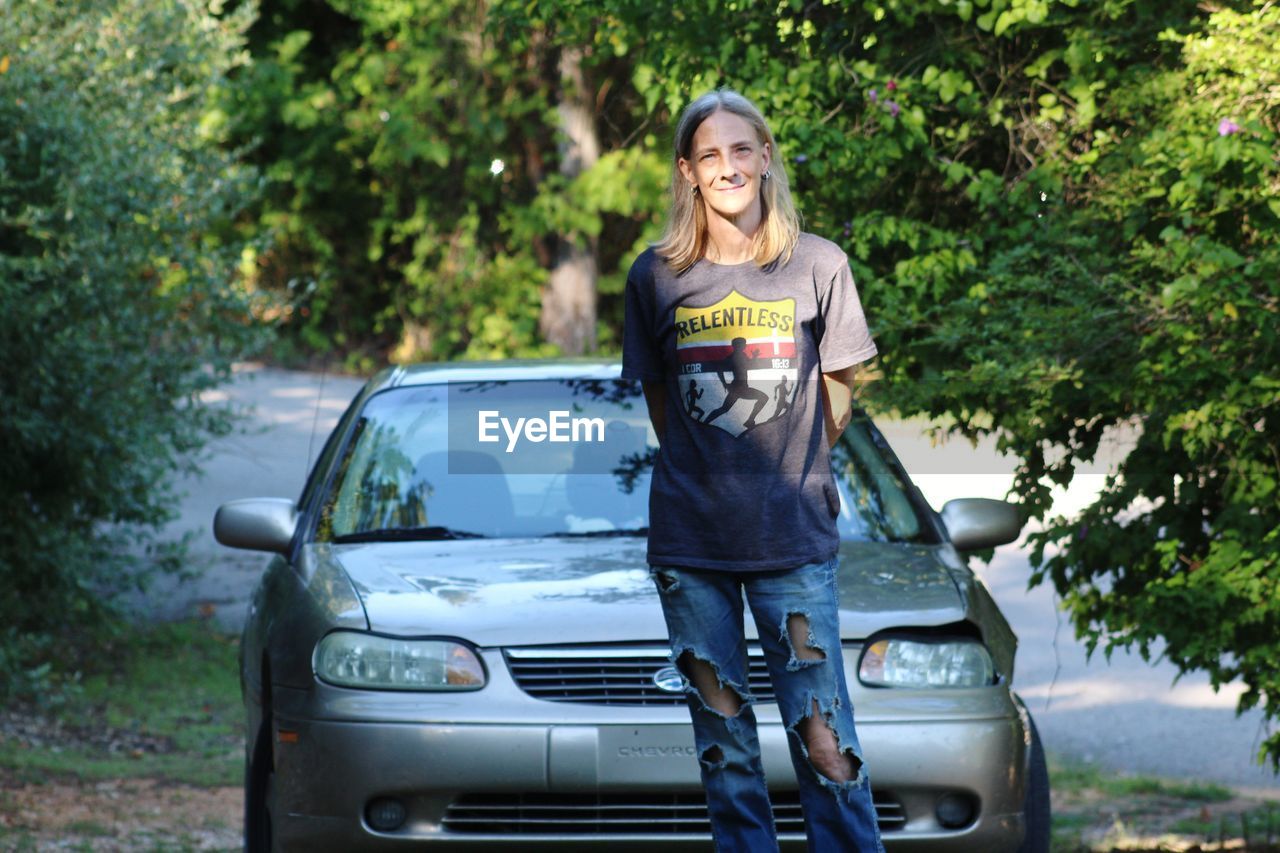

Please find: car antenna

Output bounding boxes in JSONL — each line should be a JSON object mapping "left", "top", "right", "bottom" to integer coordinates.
{"left": 305, "top": 362, "right": 328, "bottom": 478}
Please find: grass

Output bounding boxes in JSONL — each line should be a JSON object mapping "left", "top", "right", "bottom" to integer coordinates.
{"left": 0, "top": 618, "right": 244, "bottom": 788}
{"left": 1053, "top": 810, "right": 1097, "bottom": 851}
{"left": 1050, "top": 753, "right": 1280, "bottom": 852}
{"left": 1052, "top": 756, "right": 1235, "bottom": 803}
{"left": 63, "top": 819, "right": 112, "bottom": 837}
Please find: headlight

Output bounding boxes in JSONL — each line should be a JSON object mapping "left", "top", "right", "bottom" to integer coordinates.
{"left": 858, "top": 635, "right": 995, "bottom": 688}
{"left": 313, "top": 632, "right": 486, "bottom": 691}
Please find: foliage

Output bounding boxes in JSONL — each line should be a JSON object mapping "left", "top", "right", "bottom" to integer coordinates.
{"left": 222, "top": 0, "right": 666, "bottom": 366}
{"left": 1020, "top": 3, "right": 1280, "bottom": 766}
{"left": 0, "top": 0, "right": 264, "bottom": 676}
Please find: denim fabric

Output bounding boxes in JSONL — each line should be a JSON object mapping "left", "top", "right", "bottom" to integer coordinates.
{"left": 649, "top": 558, "right": 885, "bottom": 853}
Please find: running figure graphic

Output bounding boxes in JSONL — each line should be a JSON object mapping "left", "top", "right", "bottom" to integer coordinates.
{"left": 770, "top": 374, "right": 793, "bottom": 422}
{"left": 684, "top": 379, "right": 706, "bottom": 421}
{"left": 704, "top": 337, "right": 769, "bottom": 429}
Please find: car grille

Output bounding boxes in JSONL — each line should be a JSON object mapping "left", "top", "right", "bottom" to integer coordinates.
{"left": 443, "top": 790, "right": 907, "bottom": 834}
{"left": 504, "top": 647, "right": 776, "bottom": 705}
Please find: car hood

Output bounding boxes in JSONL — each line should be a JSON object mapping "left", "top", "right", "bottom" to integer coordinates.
{"left": 325, "top": 537, "right": 969, "bottom": 647}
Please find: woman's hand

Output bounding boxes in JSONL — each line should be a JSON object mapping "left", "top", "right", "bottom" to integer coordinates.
{"left": 820, "top": 365, "right": 865, "bottom": 449}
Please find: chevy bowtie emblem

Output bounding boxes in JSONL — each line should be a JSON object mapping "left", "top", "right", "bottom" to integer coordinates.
{"left": 652, "top": 666, "right": 685, "bottom": 693}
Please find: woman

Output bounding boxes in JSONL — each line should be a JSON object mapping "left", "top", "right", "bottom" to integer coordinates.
{"left": 621, "top": 88, "right": 885, "bottom": 852}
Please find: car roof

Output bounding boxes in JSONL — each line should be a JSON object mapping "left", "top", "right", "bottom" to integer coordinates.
{"left": 369, "top": 358, "right": 625, "bottom": 394}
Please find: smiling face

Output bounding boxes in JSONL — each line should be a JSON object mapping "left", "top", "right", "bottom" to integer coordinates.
{"left": 678, "top": 109, "right": 771, "bottom": 225}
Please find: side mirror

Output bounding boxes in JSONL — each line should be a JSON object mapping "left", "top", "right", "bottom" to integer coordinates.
{"left": 214, "top": 498, "right": 298, "bottom": 554}
{"left": 940, "top": 498, "right": 1022, "bottom": 552}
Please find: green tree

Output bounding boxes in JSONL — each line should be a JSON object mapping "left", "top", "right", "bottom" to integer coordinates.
{"left": 225, "top": 0, "right": 666, "bottom": 365}
{"left": 0, "top": 0, "right": 264, "bottom": 680}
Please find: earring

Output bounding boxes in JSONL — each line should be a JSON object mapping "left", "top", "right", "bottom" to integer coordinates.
{"left": 762, "top": 170, "right": 772, "bottom": 181}
{"left": 690, "top": 184, "right": 699, "bottom": 194}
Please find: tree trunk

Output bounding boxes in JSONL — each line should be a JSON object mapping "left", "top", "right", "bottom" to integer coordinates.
{"left": 539, "top": 45, "right": 599, "bottom": 355}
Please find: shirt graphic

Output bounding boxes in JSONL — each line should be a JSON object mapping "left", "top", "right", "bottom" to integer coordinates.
{"left": 674, "top": 290, "right": 798, "bottom": 438}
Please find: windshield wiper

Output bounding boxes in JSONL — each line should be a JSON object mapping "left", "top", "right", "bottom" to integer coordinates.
{"left": 544, "top": 527, "right": 649, "bottom": 539}
{"left": 331, "top": 526, "right": 485, "bottom": 544}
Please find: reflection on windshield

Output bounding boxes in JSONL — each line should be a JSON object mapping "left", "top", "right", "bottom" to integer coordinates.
{"left": 315, "top": 380, "right": 932, "bottom": 544}
{"left": 830, "top": 412, "right": 927, "bottom": 542}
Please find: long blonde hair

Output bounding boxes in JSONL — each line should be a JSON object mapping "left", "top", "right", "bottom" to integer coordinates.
{"left": 654, "top": 89, "right": 801, "bottom": 273}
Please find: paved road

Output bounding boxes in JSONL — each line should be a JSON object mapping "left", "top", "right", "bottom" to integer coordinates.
{"left": 144, "top": 364, "right": 366, "bottom": 626}
{"left": 153, "top": 363, "right": 1279, "bottom": 792}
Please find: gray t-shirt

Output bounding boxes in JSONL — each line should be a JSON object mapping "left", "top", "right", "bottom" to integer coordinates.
{"left": 622, "top": 232, "right": 878, "bottom": 571}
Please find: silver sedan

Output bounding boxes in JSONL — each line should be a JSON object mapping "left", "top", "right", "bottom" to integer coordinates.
{"left": 215, "top": 360, "right": 1049, "bottom": 851}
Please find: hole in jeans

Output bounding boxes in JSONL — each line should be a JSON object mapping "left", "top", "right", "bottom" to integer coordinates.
{"left": 677, "top": 650, "right": 746, "bottom": 717}
{"left": 700, "top": 744, "right": 725, "bottom": 770}
{"left": 653, "top": 569, "right": 679, "bottom": 593}
{"left": 798, "top": 697, "right": 860, "bottom": 784}
{"left": 786, "top": 613, "right": 826, "bottom": 662}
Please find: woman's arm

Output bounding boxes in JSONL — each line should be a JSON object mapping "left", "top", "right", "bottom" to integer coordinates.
{"left": 820, "top": 365, "right": 864, "bottom": 449}
{"left": 641, "top": 380, "right": 667, "bottom": 445}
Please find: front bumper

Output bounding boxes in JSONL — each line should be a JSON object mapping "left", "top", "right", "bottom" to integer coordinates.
{"left": 267, "top": 682, "right": 1027, "bottom": 851}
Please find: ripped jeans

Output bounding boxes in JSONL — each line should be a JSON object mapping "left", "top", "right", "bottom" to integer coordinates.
{"left": 649, "top": 558, "right": 885, "bottom": 853}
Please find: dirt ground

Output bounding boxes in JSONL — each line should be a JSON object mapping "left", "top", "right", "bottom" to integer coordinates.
{"left": 0, "top": 775, "right": 241, "bottom": 852}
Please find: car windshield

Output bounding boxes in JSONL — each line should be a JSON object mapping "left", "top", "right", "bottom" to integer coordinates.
{"left": 314, "top": 379, "right": 932, "bottom": 544}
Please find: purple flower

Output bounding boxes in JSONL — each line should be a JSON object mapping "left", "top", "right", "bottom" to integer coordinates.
{"left": 794, "top": 153, "right": 808, "bottom": 164}
{"left": 1218, "top": 118, "right": 1241, "bottom": 136}
{"left": 886, "top": 79, "right": 897, "bottom": 91}
{"left": 868, "top": 88, "right": 878, "bottom": 103}
{"left": 887, "top": 100, "right": 900, "bottom": 118}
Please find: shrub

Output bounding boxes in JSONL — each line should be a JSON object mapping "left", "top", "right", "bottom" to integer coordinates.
{"left": 0, "top": 0, "right": 264, "bottom": 681}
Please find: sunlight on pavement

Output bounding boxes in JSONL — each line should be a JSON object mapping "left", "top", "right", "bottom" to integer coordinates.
{"left": 1017, "top": 676, "right": 1248, "bottom": 712}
